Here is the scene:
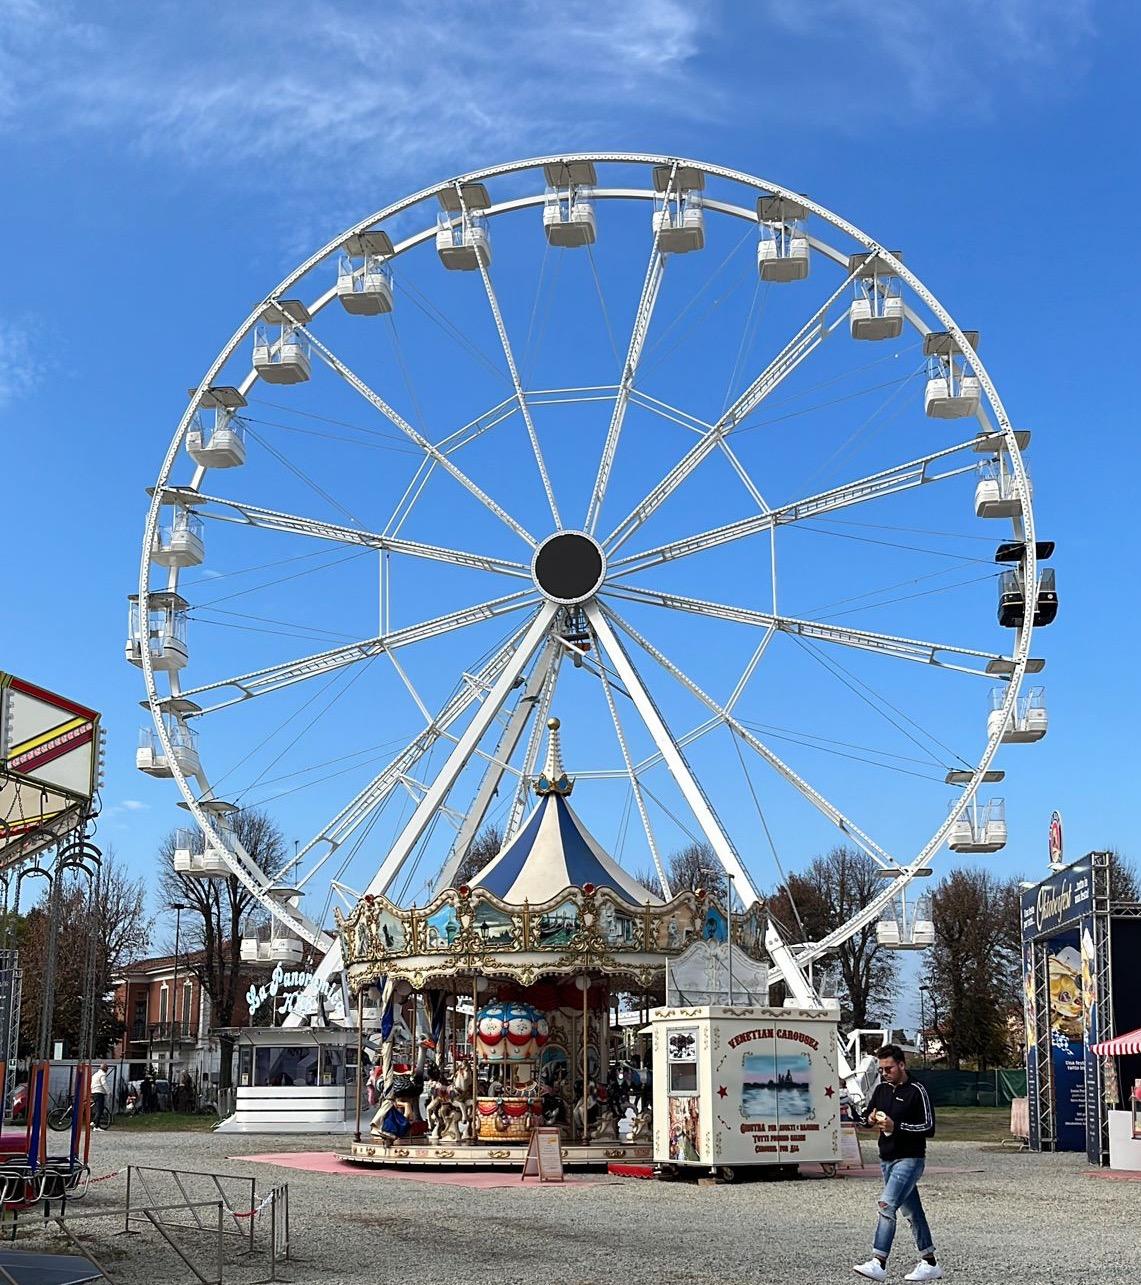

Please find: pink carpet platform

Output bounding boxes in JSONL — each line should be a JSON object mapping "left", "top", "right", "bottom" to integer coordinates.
{"left": 234, "top": 1151, "right": 618, "bottom": 1189}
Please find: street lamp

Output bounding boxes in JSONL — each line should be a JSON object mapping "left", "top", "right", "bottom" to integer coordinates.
{"left": 918, "top": 985, "right": 928, "bottom": 1065}
{"left": 169, "top": 901, "right": 189, "bottom": 1100}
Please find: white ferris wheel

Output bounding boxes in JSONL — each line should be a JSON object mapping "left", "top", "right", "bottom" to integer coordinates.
{"left": 130, "top": 152, "right": 1052, "bottom": 1016}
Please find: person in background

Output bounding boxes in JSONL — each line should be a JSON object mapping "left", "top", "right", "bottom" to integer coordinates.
{"left": 89, "top": 1063, "right": 111, "bottom": 1129}
{"left": 853, "top": 1044, "right": 942, "bottom": 1282}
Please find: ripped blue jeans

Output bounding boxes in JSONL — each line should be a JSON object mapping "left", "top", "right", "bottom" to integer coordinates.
{"left": 873, "top": 1158, "right": 935, "bottom": 1260}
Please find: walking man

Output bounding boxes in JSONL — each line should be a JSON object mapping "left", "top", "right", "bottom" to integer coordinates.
{"left": 90, "top": 1063, "right": 111, "bottom": 1130}
{"left": 853, "top": 1043, "right": 941, "bottom": 1281}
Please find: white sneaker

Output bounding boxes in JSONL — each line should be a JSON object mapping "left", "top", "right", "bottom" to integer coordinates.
{"left": 905, "top": 1263, "right": 944, "bottom": 1281}
{"left": 853, "top": 1261, "right": 888, "bottom": 1281}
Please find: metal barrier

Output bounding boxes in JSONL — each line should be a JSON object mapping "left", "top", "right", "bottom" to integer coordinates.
{"left": 123, "top": 1165, "right": 257, "bottom": 1254}
{"left": 263, "top": 1183, "right": 291, "bottom": 1282}
{"left": 47, "top": 1200, "right": 225, "bottom": 1284}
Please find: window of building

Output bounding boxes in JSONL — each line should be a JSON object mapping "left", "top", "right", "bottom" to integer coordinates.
{"left": 159, "top": 984, "right": 169, "bottom": 1024}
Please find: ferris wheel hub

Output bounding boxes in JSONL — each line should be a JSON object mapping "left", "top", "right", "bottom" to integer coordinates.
{"left": 531, "top": 530, "right": 606, "bottom": 605}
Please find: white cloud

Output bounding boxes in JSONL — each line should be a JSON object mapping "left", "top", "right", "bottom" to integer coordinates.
{"left": 756, "top": 0, "right": 1096, "bottom": 119}
{"left": 1, "top": 1, "right": 714, "bottom": 191}
{"left": 120, "top": 799, "right": 148, "bottom": 811}
{"left": 0, "top": 321, "right": 43, "bottom": 408}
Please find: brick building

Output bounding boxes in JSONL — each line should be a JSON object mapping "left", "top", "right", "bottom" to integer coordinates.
{"left": 111, "top": 950, "right": 257, "bottom": 1088}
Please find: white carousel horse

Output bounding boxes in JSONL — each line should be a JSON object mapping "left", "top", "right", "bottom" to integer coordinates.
{"left": 425, "top": 1062, "right": 473, "bottom": 1142}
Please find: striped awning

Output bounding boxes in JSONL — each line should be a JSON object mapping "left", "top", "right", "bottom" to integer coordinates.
{"left": 472, "top": 791, "right": 661, "bottom": 907}
{"left": 1091, "top": 1028, "right": 1141, "bottom": 1056}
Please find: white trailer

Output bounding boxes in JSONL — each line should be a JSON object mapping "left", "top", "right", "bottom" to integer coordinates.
{"left": 652, "top": 1004, "right": 842, "bottom": 1178}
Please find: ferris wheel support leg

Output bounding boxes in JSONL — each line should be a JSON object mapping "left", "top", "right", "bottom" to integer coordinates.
{"left": 354, "top": 604, "right": 557, "bottom": 904}
{"left": 585, "top": 603, "right": 759, "bottom": 904}
{"left": 433, "top": 638, "right": 560, "bottom": 893}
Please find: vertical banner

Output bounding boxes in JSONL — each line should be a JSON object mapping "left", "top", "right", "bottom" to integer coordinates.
{"left": 1046, "top": 931, "right": 1085, "bottom": 1151}
{"left": 1022, "top": 940, "right": 1041, "bottom": 1151}
{"left": 1080, "top": 917, "right": 1102, "bottom": 1163}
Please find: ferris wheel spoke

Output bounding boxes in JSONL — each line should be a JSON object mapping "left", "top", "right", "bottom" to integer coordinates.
{"left": 605, "top": 583, "right": 1018, "bottom": 679}
{"left": 294, "top": 319, "right": 537, "bottom": 548}
{"left": 584, "top": 174, "right": 674, "bottom": 534}
{"left": 585, "top": 601, "right": 762, "bottom": 902}
{"left": 607, "top": 432, "right": 982, "bottom": 580}
{"left": 589, "top": 625, "right": 670, "bottom": 897}
{"left": 503, "top": 645, "right": 564, "bottom": 840}
{"left": 603, "top": 264, "right": 861, "bottom": 553}
{"left": 185, "top": 491, "right": 531, "bottom": 579}
{"left": 278, "top": 619, "right": 537, "bottom": 893}
{"left": 180, "top": 589, "right": 540, "bottom": 714}
{"left": 341, "top": 604, "right": 557, "bottom": 903}
{"left": 432, "top": 638, "right": 560, "bottom": 892}
{"left": 460, "top": 189, "right": 562, "bottom": 527}
{"left": 598, "top": 602, "right": 896, "bottom": 869}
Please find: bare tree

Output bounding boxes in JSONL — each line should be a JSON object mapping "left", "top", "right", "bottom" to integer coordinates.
{"left": 922, "top": 867, "right": 1023, "bottom": 1070}
{"left": 767, "top": 846, "right": 898, "bottom": 1029}
{"left": 18, "top": 847, "right": 150, "bottom": 1056}
{"left": 452, "top": 825, "right": 503, "bottom": 888}
{"left": 157, "top": 809, "right": 287, "bottom": 1088}
{"left": 1102, "top": 849, "right": 1141, "bottom": 902}
{"left": 637, "top": 842, "right": 728, "bottom": 902}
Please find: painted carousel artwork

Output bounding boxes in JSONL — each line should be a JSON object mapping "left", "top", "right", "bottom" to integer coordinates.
{"left": 338, "top": 719, "right": 768, "bottom": 1167}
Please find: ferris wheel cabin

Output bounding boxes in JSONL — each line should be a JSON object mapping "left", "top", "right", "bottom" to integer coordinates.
{"left": 976, "top": 452, "right": 1032, "bottom": 519}
{"left": 757, "top": 194, "right": 810, "bottom": 282}
{"left": 174, "top": 799, "right": 241, "bottom": 878}
{"left": 543, "top": 160, "right": 597, "bottom": 247}
{"left": 126, "top": 591, "right": 189, "bottom": 671}
{"left": 436, "top": 182, "right": 492, "bottom": 270}
{"left": 876, "top": 894, "right": 935, "bottom": 950}
{"left": 252, "top": 301, "right": 312, "bottom": 384}
{"left": 948, "top": 796, "right": 1007, "bottom": 853}
{"left": 136, "top": 714, "right": 200, "bottom": 779}
{"left": 652, "top": 165, "right": 705, "bottom": 253}
{"left": 997, "top": 565, "right": 1058, "bottom": 628}
{"left": 923, "top": 330, "right": 981, "bottom": 418}
{"left": 989, "top": 686, "right": 1048, "bottom": 743}
{"left": 848, "top": 251, "right": 904, "bottom": 340}
{"left": 186, "top": 386, "right": 247, "bottom": 469}
{"left": 337, "top": 230, "right": 395, "bottom": 315}
{"left": 150, "top": 502, "right": 204, "bottom": 568}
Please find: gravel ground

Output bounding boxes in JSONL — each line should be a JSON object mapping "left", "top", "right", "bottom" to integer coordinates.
{"left": 10, "top": 1130, "right": 1137, "bottom": 1284}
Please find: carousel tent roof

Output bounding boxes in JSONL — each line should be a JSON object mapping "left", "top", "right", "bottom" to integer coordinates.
{"left": 469, "top": 718, "right": 662, "bottom": 908}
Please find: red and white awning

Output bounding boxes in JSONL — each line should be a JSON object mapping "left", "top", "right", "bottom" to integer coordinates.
{"left": 1091, "top": 1028, "right": 1141, "bottom": 1056}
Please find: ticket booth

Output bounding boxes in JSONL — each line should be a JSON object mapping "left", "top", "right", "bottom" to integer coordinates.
{"left": 651, "top": 1004, "right": 842, "bottom": 1180}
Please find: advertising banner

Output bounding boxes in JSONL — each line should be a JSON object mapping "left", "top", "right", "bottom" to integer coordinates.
{"left": 1021, "top": 859, "right": 1091, "bottom": 941}
{"left": 1080, "top": 919, "right": 1102, "bottom": 1163}
{"left": 1022, "top": 939, "right": 1041, "bottom": 1151}
{"left": 1045, "top": 930, "right": 1085, "bottom": 1151}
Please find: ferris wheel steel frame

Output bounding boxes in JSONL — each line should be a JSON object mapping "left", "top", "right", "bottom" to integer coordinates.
{"left": 137, "top": 152, "right": 1038, "bottom": 1004}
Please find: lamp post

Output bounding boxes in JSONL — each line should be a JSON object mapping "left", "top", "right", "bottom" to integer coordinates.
{"left": 169, "top": 901, "right": 188, "bottom": 1099}
{"left": 726, "top": 872, "right": 735, "bottom": 1006}
{"left": 918, "top": 985, "right": 928, "bottom": 1065}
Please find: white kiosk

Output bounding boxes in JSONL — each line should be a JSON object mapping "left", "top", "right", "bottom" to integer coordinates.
{"left": 652, "top": 1004, "right": 843, "bottom": 1179}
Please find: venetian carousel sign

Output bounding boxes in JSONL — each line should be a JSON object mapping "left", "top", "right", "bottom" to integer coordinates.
{"left": 338, "top": 720, "right": 768, "bottom": 1166}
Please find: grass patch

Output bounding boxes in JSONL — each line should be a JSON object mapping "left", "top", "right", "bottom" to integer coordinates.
{"left": 106, "top": 1111, "right": 217, "bottom": 1132}
{"left": 933, "top": 1106, "right": 1012, "bottom": 1143}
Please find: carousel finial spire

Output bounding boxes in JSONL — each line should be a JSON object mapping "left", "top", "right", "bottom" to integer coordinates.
{"left": 534, "top": 716, "right": 573, "bottom": 796}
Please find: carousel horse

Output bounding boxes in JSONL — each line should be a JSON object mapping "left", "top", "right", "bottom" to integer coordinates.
{"left": 629, "top": 1106, "right": 652, "bottom": 1142}
{"left": 572, "top": 1082, "right": 618, "bottom": 1141}
{"left": 370, "top": 1068, "right": 425, "bottom": 1140}
{"left": 424, "top": 1061, "right": 473, "bottom": 1142}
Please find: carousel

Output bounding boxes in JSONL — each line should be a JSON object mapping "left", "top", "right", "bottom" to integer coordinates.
{"left": 340, "top": 719, "right": 764, "bottom": 1168}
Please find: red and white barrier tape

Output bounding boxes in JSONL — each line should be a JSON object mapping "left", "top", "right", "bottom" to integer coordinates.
{"left": 232, "top": 1191, "right": 277, "bottom": 1220}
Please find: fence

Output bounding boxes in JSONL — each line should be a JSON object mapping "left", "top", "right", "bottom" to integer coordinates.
{"left": 909, "top": 1068, "right": 1027, "bottom": 1107}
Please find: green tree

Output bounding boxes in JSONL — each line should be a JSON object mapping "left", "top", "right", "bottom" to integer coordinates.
{"left": 922, "top": 867, "right": 1023, "bottom": 1070}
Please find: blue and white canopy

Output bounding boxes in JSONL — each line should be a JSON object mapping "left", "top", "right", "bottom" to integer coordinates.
{"left": 470, "top": 719, "right": 662, "bottom": 908}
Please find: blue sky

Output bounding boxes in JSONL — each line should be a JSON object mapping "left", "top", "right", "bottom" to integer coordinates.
{"left": 2, "top": 2, "right": 1138, "bottom": 1021}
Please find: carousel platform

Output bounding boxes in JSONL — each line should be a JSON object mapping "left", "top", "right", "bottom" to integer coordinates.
{"left": 343, "top": 1136, "right": 652, "bottom": 1169}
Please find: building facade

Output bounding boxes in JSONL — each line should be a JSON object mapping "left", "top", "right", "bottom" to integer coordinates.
{"left": 111, "top": 951, "right": 256, "bottom": 1090}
